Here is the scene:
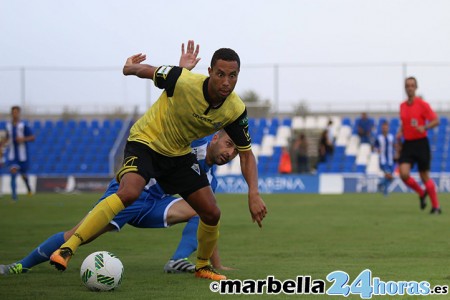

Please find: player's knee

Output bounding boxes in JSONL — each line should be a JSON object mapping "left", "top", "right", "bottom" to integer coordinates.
{"left": 199, "top": 206, "right": 221, "bottom": 225}
{"left": 399, "top": 173, "right": 409, "bottom": 181}
{"left": 116, "top": 189, "right": 141, "bottom": 206}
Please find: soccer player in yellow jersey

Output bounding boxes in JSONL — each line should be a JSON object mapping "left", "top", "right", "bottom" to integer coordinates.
{"left": 50, "top": 41, "right": 267, "bottom": 280}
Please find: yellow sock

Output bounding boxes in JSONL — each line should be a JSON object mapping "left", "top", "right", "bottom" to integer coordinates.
{"left": 196, "top": 220, "right": 219, "bottom": 269}
{"left": 62, "top": 194, "right": 125, "bottom": 253}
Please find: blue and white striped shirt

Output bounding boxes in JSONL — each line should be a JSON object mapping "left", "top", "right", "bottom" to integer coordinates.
{"left": 374, "top": 133, "right": 395, "bottom": 166}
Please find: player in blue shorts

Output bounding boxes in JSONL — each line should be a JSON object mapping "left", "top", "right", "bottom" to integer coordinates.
{"left": 374, "top": 121, "right": 396, "bottom": 196}
{"left": 0, "top": 130, "right": 237, "bottom": 275}
{"left": 3, "top": 106, "right": 35, "bottom": 201}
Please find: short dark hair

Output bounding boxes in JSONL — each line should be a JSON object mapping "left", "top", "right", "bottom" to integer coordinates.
{"left": 211, "top": 48, "right": 240, "bottom": 69}
{"left": 405, "top": 76, "right": 418, "bottom": 88}
{"left": 11, "top": 105, "right": 21, "bottom": 112}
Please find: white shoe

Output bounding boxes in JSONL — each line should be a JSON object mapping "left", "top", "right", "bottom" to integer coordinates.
{"left": 163, "top": 258, "right": 195, "bottom": 273}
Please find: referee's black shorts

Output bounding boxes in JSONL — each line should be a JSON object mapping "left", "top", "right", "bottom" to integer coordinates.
{"left": 398, "top": 137, "right": 431, "bottom": 172}
{"left": 116, "top": 141, "right": 210, "bottom": 199}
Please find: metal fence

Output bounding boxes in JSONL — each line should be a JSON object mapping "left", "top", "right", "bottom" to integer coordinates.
{"left": 1, "top": 62, "right": 450, "bottom": 115}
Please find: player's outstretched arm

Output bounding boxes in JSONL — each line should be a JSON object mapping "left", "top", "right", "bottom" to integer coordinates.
{"left": 239, "top": 150, "right": 267, "bottom": 228}
{"left": 123, "top": 53, "right": 158, "bottom": 79}
{"left": 179, "top": 40, "right": 200, "bottom": 71}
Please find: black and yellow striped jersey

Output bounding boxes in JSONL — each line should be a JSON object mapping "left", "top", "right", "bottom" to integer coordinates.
{"left": 128, "top": 66, "right": 251, "bottom": 157}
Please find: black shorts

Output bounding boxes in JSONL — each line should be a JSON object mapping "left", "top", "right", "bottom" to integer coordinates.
{"left": 116, "top": 141, "right": 210, "bottom": 198}
{"left": 398, "top": 137, "right": 431, "bottom": 172}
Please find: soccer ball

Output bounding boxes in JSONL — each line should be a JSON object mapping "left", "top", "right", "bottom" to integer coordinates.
{"left": 80, "top": 251, "right": 124, "bottom": 291}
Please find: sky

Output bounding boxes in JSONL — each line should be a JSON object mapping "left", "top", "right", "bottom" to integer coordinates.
{"left": 1, "top": 0, "right": 450, "bottom": 114}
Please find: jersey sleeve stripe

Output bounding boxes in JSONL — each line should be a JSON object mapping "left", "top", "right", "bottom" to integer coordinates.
{"left": 236, "top": 144, "right": 252, "bottom": 151}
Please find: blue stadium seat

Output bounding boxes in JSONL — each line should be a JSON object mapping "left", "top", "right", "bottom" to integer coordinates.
{"left": 257, "top": 156, "right": 270, "bottom": 174}
{"left": 113, "top": 119, "right": 123, "bottom": 129}
{"left": 43, "top": 120, "right": 53, "bottom": 129}
{"left": 355, "top": 165, "right": 366, "bottom": 173}
{"left": 78, "top": 163, "right": 91, "bottom": 173}
{"left": 344, "top": 161, "right": 355, "bottom": 172}
{"left": 376, "top": 117, "right": 387, "bottom": 134}
{"left": 252, "top": 133, "right": 263, "bottom": 145}
{"left": 78, "top": 119, "right": 88, "bottom": 128}
{"left": 67, "top": 120, "right": 77, "bottom": 129}
{"left": 268, "top": 123, "right": 278, "bottom": 135}
{"left": 91, "top": 119, "right": 100, "bottom": 129}
{"left": 259, "top": 118, "right": 267, "bottom": 129}
{"left": 342, "top": 117, "right": 352, "bottom": 126}
{"left": 267, "top": 162, "right": 278, "bottom": 174}
{"left": 269, "top": 118, "right": 279, "bottom": 130}
{"left": 55, "top": 119, "right": 65, "bottom": 128}
{"left": 30, "top": 163, "right": 41, "bottom": 174}
{"left": 248, "top": 118, "right": 255, "bottom": 128}
{"left": 316, "top": 164, "right": 326, "bottom": 173}
{"left": 334, "top": 146, "right": 346, "bottom": 156}
{"left": 103, "top": 119, "right": 112, "bottom": 128}
{"left": 32, "top": 120, "right": 42, "bottom": 130}
{"left": 329, "top": 161, "right": 342, "bottom": 172}
{"left": 430, "top": 164, "right": 442, "bottom": 172}
{"left": 66, "top": 162, "right": 79, "bottom": 173}
{"left": 282, "top": 118, "right": 292, "bottom": 127}
{"left": 345, "top": 155, "right": 356, "bottom": 164}
{"left": 42, "top": 164, "right": 55, "bottom": 173}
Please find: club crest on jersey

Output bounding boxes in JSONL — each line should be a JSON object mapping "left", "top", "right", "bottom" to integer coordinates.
{"left": 191, "top": 163, "right": 201, "bottom": 175}
{"left": 239, "top": 116, "right": 248, "bottom": 126}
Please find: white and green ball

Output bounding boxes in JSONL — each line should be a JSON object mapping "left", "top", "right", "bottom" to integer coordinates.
{"left": 80, "top": 251, "right": 124, "bottom": 291}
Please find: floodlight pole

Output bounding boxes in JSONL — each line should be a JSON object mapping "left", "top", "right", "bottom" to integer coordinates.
{"left": 273, "top": 64, "right": 279, "bottom": 113}
{"left": 20, "top": 67, "right": 26, "bottom": 109}
{"left": 402, "top": 62, "right": 407, "bottom": 99}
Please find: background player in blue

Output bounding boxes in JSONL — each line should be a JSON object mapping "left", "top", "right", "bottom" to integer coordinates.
{"left": 374, "top": 121, "right": 396, "bottom": 196}
{"left": 0, "top": 130, "right": 237, "bottom": 275}
{"left": 3, "top": 106, "right": 35, "bottom": 201}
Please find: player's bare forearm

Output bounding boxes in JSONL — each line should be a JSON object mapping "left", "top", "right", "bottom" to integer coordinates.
{"left": 123, "top": 53, "right": 157, "bottom": 79}
{"left": 239, "top": 150, "right": 267, "bottom": 227}
{"left": 416, "top": 118, "right": 439, "bottom": 133}
{"left": 240, "top": 150, "right": 259, "bottom": 195}
{"left": 123, "top": 64, "right": 157, "bottom": 79}
{"left": 426, "top": 118, "right": 440, "bottom": 130}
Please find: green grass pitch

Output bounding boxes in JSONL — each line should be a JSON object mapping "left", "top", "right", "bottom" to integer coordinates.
{"left": 0, "top": 192, "right": 449, "bottom": 299}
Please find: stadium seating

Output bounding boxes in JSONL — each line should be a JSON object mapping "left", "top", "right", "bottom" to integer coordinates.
{"left": 240, "top": 115, "right": 449, "bottom": 176}
{"left": 1, "top": 115, "right": 448, "bottom": 176}
{"left": 316, "top": 115, "right": 450, "bottom": 175}
{"left": 11, "top": 118, "right": 131, "bottom": 176}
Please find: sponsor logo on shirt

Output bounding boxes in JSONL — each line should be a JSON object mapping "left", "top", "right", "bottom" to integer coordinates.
{"left": 192, "top": 112, "right": 223, "bottom": 130}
